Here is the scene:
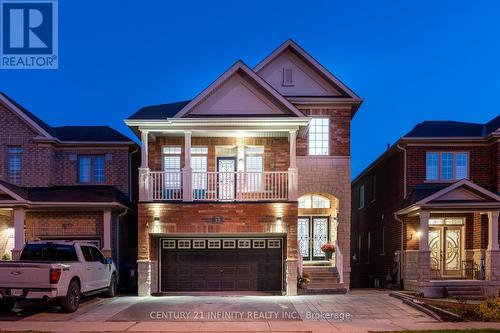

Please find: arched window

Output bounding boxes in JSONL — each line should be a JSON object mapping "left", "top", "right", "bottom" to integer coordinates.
{"left": 298, "top": 194, "right": 331, "bottom": 209}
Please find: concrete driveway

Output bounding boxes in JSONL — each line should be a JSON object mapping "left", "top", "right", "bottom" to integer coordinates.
{"left": 1, "top": 290, "right": 498, "bottom": 332}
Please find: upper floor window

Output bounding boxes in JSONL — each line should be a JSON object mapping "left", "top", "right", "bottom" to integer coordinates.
{"left": 246, "top": 146, "right": 264, "bottom": 192}
{"left": 191, "top": 147, "right": 208, "bottom": 190}
{"left": 7, "top": 146, "right": 22, "bottom": 184}
{"left": 308, "top": 118, "right": 329, "bottom": 156}
{"left": 426, "top": 152, "right": 468, "bottom": 181}
{"left": 358, "top": 185, "right": 365, "bottom": 209}
{"left": 163, "top": 146, "right": 181, "bottom": 188}
{"left": 371, "top": 176, "right": 376, "bottom": 202}
{"left": 78, "top": 155, "right": 105, "bottom": 183}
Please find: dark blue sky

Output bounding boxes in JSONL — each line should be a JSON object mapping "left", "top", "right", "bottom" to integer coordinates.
{"left": 1, "top": 0, "right": 499, "bottom": 177}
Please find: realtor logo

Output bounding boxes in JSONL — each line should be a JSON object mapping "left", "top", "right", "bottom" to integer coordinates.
{"left": 1, "top": 0, "right": 58, "bottom": 69}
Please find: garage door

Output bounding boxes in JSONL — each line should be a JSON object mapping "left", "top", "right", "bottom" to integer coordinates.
{"left": 159, "top": 237, "right": 283, "bottom": 292}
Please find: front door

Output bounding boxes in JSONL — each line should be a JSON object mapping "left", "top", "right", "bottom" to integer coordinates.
{"left": 298, "top": 217, "right": 329, "bottom": 261}
{"left": 429, "top": 226, "right": 462, "bottom": 278}
{"left": 217, "top": 157, "right": 236, "bottom": 200}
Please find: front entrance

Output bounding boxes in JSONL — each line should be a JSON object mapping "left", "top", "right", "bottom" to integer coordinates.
{"left": 429, "top": 225, "right": 463, "bottom": 278}
{"left": 159, "top": 237, "right": 283, "bottom": 292}
{"left": 297, "top": 217, "right": 329, "bottom": 261}
{"left": 217, "top": 157, "right": 236, "bottom": 200}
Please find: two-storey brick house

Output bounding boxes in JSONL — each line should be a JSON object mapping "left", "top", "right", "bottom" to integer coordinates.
{"left": 351, "top": 116, "right": 500, "bottom": 297}
{"left": 0, "top": 92, "right": 138, "bottom": 288}
{"left": 125, "top": 40, "right": 362, "bottom": 295}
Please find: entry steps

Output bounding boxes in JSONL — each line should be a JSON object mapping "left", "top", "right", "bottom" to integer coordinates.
{"left": 445, "top": 286, "right": 485, "bottom": 300}
{"left": 299, "top": 266, "right": 346, "bottom": 294}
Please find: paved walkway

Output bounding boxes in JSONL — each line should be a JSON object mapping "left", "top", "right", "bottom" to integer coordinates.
{"left": 0, "top": 290, "right": 497, "bottom": 332}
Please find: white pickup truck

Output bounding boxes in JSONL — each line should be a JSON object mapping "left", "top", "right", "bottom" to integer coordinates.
{"left": 0, "top": 241, "right": 117, "bottom": 313}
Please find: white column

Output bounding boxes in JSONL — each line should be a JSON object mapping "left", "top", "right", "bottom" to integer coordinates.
{"left": 139, "top": 130, "right": 151, "bottom": 201}
{"left": 288, "top": 130, "right": 298, "bottom": 201}
{"left": 487, "top": 211, "right": 499, "bottom": 251}
{"left": 12, "top": 207, "right": 25, "bottom": 260}
{"left": 103, "top": 209, "right": 112, "bottom": 256}
{"left": 140, "top": 130, "right": 149, "bottom": 168}
{"left": 182, "top": 131, "right": 193, "bottom": 201}
{"left": 419, "top": 211, "right": 430, "bottom": 251}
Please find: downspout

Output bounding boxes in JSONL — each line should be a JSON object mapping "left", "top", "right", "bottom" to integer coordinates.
{"left": 128, "top": 145, "right": 140, "bottom": 201}
{"left": 395, "top": 143, "right": 407, "bottom": 289}
{"left": 116, "top": 208, "right": 128, "bottom": 284}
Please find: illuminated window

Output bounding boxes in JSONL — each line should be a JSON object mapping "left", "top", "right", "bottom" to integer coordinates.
{"left": 298, "top": 194, "right": 331, "bottom": 209}
{"left": 163, "top": 146, "right": 181, "bottom": 188}
{"left": 246, "top": 146, "right": 264, "bottom": 192}
{"left": 308, "top": 118, "right": 329, "bottom": 155}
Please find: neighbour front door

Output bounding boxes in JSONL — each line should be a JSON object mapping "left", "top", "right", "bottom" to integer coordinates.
{"left": 217, "top": 157, "right": 236, "bottom": 200}
{"left": 298, "top": 217, "right": 329, "bottom": 261}
{"left": 429, "top": 226, "right": 462, "bottom": 278}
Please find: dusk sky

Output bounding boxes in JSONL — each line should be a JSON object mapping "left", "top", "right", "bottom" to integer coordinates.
{"left": 1, "top": 0, "right": 499, "bottom": 177}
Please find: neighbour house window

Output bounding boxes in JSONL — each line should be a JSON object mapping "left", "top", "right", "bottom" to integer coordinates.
{"left": 78, "top": 155, "right": 105, "bottom": 183}
{"left": 245, "top": 146, "right": 264, "bottom": 192}
{"left": 163, "top": 146, "right": 181, "bottom": 189}
{"left": 371, "top": 176, "right": 376, "bottom": 202}
{"left": 366, "top": 232, "right": 371, "bottom": 264}
{"left": 191, "top": 147, "right": 208, "bottom": 191}
{"left": 308, "top": 118, "right": 329, "bottom": 156}
{"left": 359, "top": 185, "right": 365, "bottom": 209}
{"left": 7, "top": 146, "right": 22, "bottom": 184}
{"left": 426, "top": 152, "right": 469, "bottom": 181}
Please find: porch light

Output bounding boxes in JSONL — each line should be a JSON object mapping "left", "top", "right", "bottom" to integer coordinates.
{"left": 275, "top": 216, "right": 283, "bottom": 232}
{"left": 415, "top": 230, "right": 422, "bottom": 238}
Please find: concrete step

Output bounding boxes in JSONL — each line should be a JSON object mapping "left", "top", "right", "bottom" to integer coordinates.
{"left": 445, "top": 286, "right": 484, "bottom": 299}
{"left": 298, "top": 287, "right": 347, "bottom": 295}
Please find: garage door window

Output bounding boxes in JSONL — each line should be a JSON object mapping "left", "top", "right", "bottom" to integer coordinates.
{"left": 162, "top": 239, "right": 175, "bottom": 249}
{"left": 268, "top": 239, "right": 281, "bottom": 248}
{"left": 178, "top": 240, "right": 191, "bottom": 249}
{"left": 208, "top": 240, "right": 221, "bottom": 248}
{"left": 222, "top": 240, "right": 236, "bottom": 248}
{"left": 193, "top": 240, "right": 206, "bottom": 248}
{"left": 253, "top": 240, "right": 266, "bottom": 248}
{"left": 238, "top": 239, "right": 251, "bottom": 248}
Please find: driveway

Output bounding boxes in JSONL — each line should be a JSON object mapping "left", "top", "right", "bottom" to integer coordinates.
{"left": 1, "top": 290, "right": 498, "bottom": 332}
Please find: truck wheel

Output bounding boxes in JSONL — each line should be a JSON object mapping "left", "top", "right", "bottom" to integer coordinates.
{"left": 0, "top": 299, "right": 16, "bottom": 312}
{"left": 103, "top": 273, "right": 117, "bottom": 298}
{"left": 60, "top": 280, "right": 81, "bottom": 313}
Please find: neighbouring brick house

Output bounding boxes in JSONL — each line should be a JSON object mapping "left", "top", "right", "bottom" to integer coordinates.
{"left": 351, "top": 116, "right": 500, "bottom": 297}
{"left": 0, "top": 92, "right": 139, "bottom": 290}
{"left": 125, "top": 40, "right": 362, "bottom": 295}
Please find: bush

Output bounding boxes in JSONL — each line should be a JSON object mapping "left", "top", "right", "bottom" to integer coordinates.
{"left": 1, "top": 253, "right": 11, "bottom": 261}
{"left": 476, "top": 297, "right": 500, "bottom": 322}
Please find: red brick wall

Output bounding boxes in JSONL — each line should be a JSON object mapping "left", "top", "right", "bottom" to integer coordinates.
{"left": 406, "top": 145, "right": 494, "bottom": 192}
{"left": 296, "top": 107, "right": 351, "bottom": 157}
{"left": 351, "top": 149, "right": 405, "bottom": 287}
{"left": 148, "top": 136, "right": 289, "bottom": 172}
{"left": 0, "top": 102, "right": 132, "bottom": 195}
{"left": 137, "top": 202, "right": 298, "bottom": 262}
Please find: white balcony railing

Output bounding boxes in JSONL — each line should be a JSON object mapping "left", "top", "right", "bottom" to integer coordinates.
{"left": 142, "top": 170, "right": 292, "bottom": 202}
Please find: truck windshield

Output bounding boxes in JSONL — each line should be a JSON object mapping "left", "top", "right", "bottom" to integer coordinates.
{"left": 20, "top": 244, "right": 78, "bottom": 261}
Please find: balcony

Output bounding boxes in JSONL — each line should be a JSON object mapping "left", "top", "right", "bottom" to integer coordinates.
{"left": 142, "top": 170, "right": 294, "bottom": 202}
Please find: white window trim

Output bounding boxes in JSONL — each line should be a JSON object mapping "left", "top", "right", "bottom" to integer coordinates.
{"left": 308, "top": 117, "right": 330, "bottom": 156}
{"left": 426, "top": 151, "right": 470, "bottom": 182}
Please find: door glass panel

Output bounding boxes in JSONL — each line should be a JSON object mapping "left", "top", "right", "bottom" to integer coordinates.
{"left": 429, "top": 229, "right": 441, "bottom": 270}
{"left": 445, "top": 229, "right": 461, "bottom": 271}
{"left": 312, "top": 217, "right": 328, "bottom": 258}
{"left": 297, "top": 218, "right": 310, "bottom": 258}
{"left": 218, "top": 159, "right": 235, "bottom": 200}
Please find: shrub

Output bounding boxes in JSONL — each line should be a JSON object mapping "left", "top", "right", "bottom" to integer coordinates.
{"left": 476, "top": 296, "right": 500, "bottom": 322}
{"left": 1, "top": 253, "right": 11, "bottom": 261}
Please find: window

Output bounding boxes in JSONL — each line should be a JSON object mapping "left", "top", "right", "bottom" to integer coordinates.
{"left": 308, "top": 118, "right": 329, "bottom": 155}
{"left": 222, "top": 239, "right": 236, "bottom": 248}
{"left": 163, "top": 146, "right": 181, "bottom": 188}
{"left": 298, "top": 194, "right": 331, "bottom": 208}
{"left": 7, "top": 146, "right": 22, "bottom": 184}
{"left": 359, "top": 185, "right": 365, "bottom": 209}
{"left": 178, "top": 240, "right": 191, "bottom": 249}
{"left": 238, "top": 239, "right": 251, "bottom": 248}
{"left": 78, "top": 156, "right": 105, "bottom": 183}
{"left": 253, "top": 240, "right": 266, "bottom": 248}
{"left": 191, "top": 147, "right": 208, "bottom": 192}
{"left": 80, "top": 246, "right": 93, "bottom": 262}
{"left": 282, "top": 68, "right": 294, "bottom": 86}
{"left": 426, "top": 152, "right": 469, "bottom": 181}
{"left": 20, "top": 244, "right": 78, "bottom": 261}
{"left": 429, "top": 218, "right": 464, "bottom": 226}
{"left": 246, "top": 146, "right": 264, "bottom": 192}
{"left": 89, "top": 246, "right": 105, "bottom": 262}
{"left": 366, "top": 232, "right": 371, "bottom": 264}
{"left": 162, "top": 239, "right": 176, "bottom": 249}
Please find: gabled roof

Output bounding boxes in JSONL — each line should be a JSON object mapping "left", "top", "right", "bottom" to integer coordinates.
{"left": 0, "top": 92, "right": 134, "bottom": 144}
{"left": 404, "top": 115, "right": 500, "bottom": 138}
{"left": 396, "top": 179, "right": 500, "bottom": 215}
{"left": 253, "top": 39, "right": 361, "bottom": 100}
{"left": 174, "top": 60, "right": 305, "bottom": 118}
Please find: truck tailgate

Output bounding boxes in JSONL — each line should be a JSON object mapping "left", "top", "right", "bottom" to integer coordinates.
{"left": 0, "top": 262, "right": 52, "bottom": 289}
